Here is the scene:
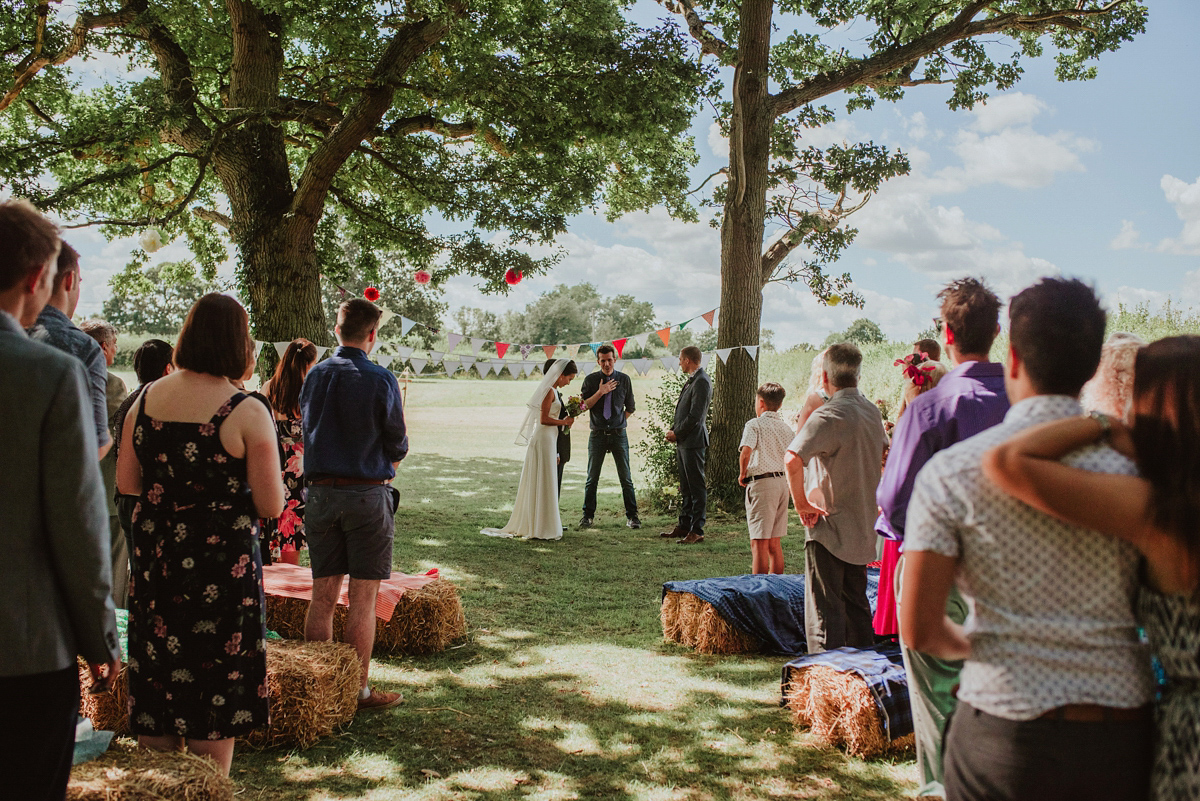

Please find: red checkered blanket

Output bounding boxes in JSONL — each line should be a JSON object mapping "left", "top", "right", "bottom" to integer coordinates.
{"left": 262, "top": 563, "right": 439, "bottom": 622}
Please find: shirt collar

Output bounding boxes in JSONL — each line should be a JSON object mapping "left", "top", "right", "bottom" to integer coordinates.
{"left": 945, "top": 359, "right": 1004, "bottom": 380}
{"left": 830, "top": 387, "right": 860, "bottom": 400}
{"left": 0, "top": 310, "right": 25, "bottom": 336}
{"left": 1003, "top": 394, "right": 1083, "bottom": 427}
{"left": 760, "top": 410, "right": 784, "bottom": 421}
{"left": 36, "top": 304, "right": 71, "bottom": 328}
{"left": 334, "top": 345, "right": 368, "bottom": 361}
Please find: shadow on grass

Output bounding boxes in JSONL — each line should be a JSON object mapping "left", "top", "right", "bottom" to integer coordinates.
{"left": 237, "top": 453, "right": 916, "bottom": 799}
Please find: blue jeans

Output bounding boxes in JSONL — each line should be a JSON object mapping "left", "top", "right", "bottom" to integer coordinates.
{"left": 583, "top": 429, "right": 638, "bottom": 519}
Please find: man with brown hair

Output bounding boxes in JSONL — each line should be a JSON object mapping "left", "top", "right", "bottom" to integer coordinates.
{"left": 30, "top": 242, "right": 111, "bottom": 459}
{"left": 877, "top": 276, "right": 1008, "bottom": 798}
{"left": 301, "top": 298, "right": 408, "bottom": 711}
{"left": 666, "top": 345, "right": 712, "bottom": 544}
{"left": 785, "top": 342, "right": 887, "bottom": 652}
{"left": 0, "top": 200, "right": 120, "bottom": 798}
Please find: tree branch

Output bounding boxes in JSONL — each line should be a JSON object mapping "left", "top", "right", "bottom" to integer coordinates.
{"left": 771, "top": 1, "right": 1129, "bottom": 118}
{"left": 191, "top": 206, "right": 232, "bottom": 229}
{"left": 381, "top": 114, "right": 511, "bottom": 156}
{"left": 657, "top": 0, "right": 730, "bottom": 59}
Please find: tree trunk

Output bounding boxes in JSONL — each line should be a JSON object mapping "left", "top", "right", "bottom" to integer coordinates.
{"left": 708, "top": 0, "right": 774, "bottom": 503}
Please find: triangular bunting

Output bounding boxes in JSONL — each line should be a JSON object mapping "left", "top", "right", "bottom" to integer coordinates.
{"left": 699, "top": 352, "right": 711, "bottom": 368}
{"left": 678, "top": 320, "right": 689, "bottom": 330}
{"left": 491, "top": 360, "right": 506, "bottom": 375}
{"left": 253, "top": 341, "right": 265, "bottom": 358}
{"left": 470, "top": 337, "right": 486, "bottom": 357}
{"left": 715, "top": 347, "right": 734, "bottom": 364}
{"left": 477, "top": 362, "right": 492, "bottom": 377}
{"left": 631, "top": 333, "right": 650, "bottom": 349}
{"left": 660, "top": 355, "right": 679, "bottom": 372}
{"left": 520, "top": 344, "right": 534, "bottom": 359}
{"left": 656, "top": 327, "right": 671, "bottom": 348}
{"left": 446, "top": 332, "right": 463, "bottom": 352}
{"left": 313, "top": 346, "right": 328, "bottom": 361}
{"left": 631, "top": 358, "right": 650, "bottom": 376}
{"left": 495, "top": 342, "right": 510, "bottom": 359}
{"left": 701, "top": 309, "right": 716, "bottom": 327}
{"left": 376, "top": 354, "right": 394, "bottom": 369}
{"left": 400, "top": 316, "right": 417, "bottom": 336}
{"left": 577, "top": 361, "right": 594, "bottom": 374}
{"left": 273, "top": 342, "right": 290, "bottom": 359}
{"left": 429, "top": 351, "right": 443, "bottom": 361}
{"left": 377, "top": 307, "right": 395, "bottom": 331}
{"left": 614, "top": 360, "right": 625, "bottom": 373}
{"left": 396, "top": 345, "right": 414, "bottom": 358}
{"left": 409, "top": 357, "right": 428, "bottom": 374}
{"left": 612, "top": 338, "right": 628, "bottom": 358}
{"left": 543, "top": 344, "right": 557, "bottom": 359}
{"left": 744, "top": 345, "right": 759, "bottom": 360}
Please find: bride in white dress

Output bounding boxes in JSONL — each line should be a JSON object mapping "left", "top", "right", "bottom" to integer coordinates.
{"left": 482, "top": 358, "right": 580, "bottom": 540}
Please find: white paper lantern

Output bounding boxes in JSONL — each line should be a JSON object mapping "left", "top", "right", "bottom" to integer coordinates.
{"left": 139, "top": 228, "right": 164, "bottom": 253}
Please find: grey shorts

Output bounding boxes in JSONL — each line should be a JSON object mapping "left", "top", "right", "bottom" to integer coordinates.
{"left": 306, "top": 484, "right": 397, "bottom": 580}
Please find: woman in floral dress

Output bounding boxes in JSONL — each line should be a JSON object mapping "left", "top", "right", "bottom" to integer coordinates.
{"left": 262, "top": 339, "right": 318, "bottom": 564}
{"left": 116, "top": 294, "right": 284, "bottom": 775}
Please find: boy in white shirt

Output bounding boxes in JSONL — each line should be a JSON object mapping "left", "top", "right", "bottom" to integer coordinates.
{"left": 738, "top": 382, "right": 796, "bottom": 573}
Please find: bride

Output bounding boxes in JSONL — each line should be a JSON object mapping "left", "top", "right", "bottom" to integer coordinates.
{"left": 482, "top": 358, "right": 581, "bottom": 540}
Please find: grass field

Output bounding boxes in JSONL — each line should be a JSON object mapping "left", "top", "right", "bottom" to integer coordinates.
{"left": 209, "top": 373, "right": 919, "bottom": 801}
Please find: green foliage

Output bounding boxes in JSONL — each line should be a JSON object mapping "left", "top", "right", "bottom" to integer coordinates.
{"left": 669, "top": 325, "right": 718, "bottom": 355}
{"left": 634, "top": 369, "right": 690, "bottom": 514}
{"left": 1108, "top": 299, "right": 1200, "bottom": 341}
{"left": 823, "top": 317, "right": 887, "bottom": 348}
{"left": 102, "top": 261, "right": 226, "bottom": 335}
{"left": 496, "top": 283, "right": 664, "bottom": 354}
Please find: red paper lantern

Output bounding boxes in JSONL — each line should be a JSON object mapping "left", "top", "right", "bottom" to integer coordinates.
{"left": 504, "top": 268, "right": 523, "bottom": 286}
{"left": 363, "top": 286, "right": 381, "bottom": 302}
{"left": 414, "top": 270, "right": 432, "bottom": 285}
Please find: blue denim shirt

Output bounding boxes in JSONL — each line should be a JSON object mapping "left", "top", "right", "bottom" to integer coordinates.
{"left": 30, "top": 305, "right": 111, "bottom": 448}
{"left": 300, "top": 346, "right": 408, "bottom": 481}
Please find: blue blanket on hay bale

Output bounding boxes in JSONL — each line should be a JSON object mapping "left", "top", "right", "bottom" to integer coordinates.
{"left": 661, "top": 567, "right": 881, "bottom": 655}
{"left": 782, "top": 642, "right": 914, "bottom": 742}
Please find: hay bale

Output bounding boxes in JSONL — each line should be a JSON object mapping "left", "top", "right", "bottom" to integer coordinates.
{"left": 660, "top": 592, "right": 758, "bottom": 655}
{"left": 785, "top": 667, "right": 914, "bottom": 759}
{"left": 243, "top": 639, "right": 361, "bottom": 749}
{"left": 67, "top": 740, "right": 234, "bottom": 801}
{"left": 80, "top": 642, "right": 362, "bottom": 749}
{"left": 78, "top": 659, "right": 130, "bottom": 735}
{"left": 266, "top": 577, "right": 466, "bottom": 655}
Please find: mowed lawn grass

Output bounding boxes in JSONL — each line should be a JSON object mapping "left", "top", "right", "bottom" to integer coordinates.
{"left": 224, "top": 374, "right": 918, "bottom": 799}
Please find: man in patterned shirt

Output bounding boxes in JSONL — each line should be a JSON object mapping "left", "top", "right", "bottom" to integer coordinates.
{"left": 901, "top": 278, "right": 1155, "bottom": 801}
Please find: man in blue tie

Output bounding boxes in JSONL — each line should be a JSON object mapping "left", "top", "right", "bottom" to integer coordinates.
{"left": 578, "top": 344, "right": 641, "bottom": 529}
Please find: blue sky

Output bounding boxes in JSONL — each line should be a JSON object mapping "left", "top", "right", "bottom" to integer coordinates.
{"left": 68, "top": 2, "right": 1200, "bottom": 348}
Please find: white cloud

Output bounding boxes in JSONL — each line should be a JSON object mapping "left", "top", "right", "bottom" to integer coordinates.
{"left": 707, "top": 121, "right": 727, "bottom": 160}
{"left": 1110, "top": 220, "right": 1145, "bottom": 250}
{"left": 1155, "top": 174, "right": 1200, "bottom": 255}
{"left": 763, "top": 285, "right": 923, "bottom": 346}
{"left": 967, "top": 92, "right": 1047, "bottom": 134}
{"left": 904, "top": 111, "right": 929, "bottom": 142}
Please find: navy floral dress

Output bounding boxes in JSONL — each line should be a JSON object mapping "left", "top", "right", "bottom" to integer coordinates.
{"left": 261, "top": 415, "right": 306, "bottom": 560}
{"left": 128, "top": 388, "right": 269, "bottom": 740}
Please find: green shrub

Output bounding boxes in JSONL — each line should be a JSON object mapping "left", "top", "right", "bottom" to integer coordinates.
{"left": 634, "top": 370, "right": 719, "bottom": 514}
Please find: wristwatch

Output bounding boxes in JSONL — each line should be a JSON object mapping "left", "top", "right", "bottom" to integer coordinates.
{"left": 1088, "top": 410, "right": 1112, "bottom": 440}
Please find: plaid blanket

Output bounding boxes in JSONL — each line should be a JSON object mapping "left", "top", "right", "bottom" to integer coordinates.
{"left": 782, "top": 642, "right": 913, "bottom": 741}
{"left": 262, "top": 563, "right": 439, "bottom": 622}
{"left": 661, "top": 567, "right": 880, "bottom": 655}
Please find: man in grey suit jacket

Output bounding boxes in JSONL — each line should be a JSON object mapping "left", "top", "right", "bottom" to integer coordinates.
{"left": 0, "top": 200, "right": 121, "bottom": 800}
{"left": 664, "top": 345, "right": 713, "bottom": 544}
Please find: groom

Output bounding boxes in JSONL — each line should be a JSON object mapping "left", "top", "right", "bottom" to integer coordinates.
{"left": 579, "top": 344, "right": 641, "bottom": 529}
{"left": 664, "top": 346, "right": 712, "bottom": 544}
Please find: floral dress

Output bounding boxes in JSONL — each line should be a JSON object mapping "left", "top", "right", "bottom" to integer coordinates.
{"left": 127, "top": 388, "right": 268, "bottom": 740}
{"left": 262, "top": 415, "right": 306, "bottom": 559}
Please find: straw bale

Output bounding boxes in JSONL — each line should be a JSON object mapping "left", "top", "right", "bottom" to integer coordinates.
{"left": 78, "top": 659, "right": 130, "bottom": 735}
{"left": 243, "top": 639, "right": 361, "bottom": 749}
{"left": 67, "top": 740, "right": 234, "bottom": 801}
{"left": 785, "top": 667, "right": 914, "bottom": 759}
{"left": 659, "top": 592, "right": 758, "bottom": 655}
{"left": 266, "top": 578, "right": 466, "bottom": 654}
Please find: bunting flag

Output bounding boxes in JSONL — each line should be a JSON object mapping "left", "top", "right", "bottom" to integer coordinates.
{"left": 660, "top": 355, "right": 679, "bottom": 372}
{"left": 656, "top": 327, "right": 671, "bottom": 348}
{"left": 376, "top": 353, "right": 394, "bottom": 369}
{"left": 272, "top": 341, "right": 292, "bottom": 359}
{"left": 495, "top": 342, "right": 510, "bottom": 359}
{"left": 612, "top": 337, "right": 628, "bottom": 358}
{"left": 442, "top": 355, "right": 460, "bottom": 371}
{"left": 543, "top": 344, "right": 557, "bottom": 359}
{"left": 470, "top": 337, "right": 486, "bottom": 357}
{"left": 377, "top": 307, "right": 395, "bottom": 331}
{"left": 396, "top": 345, "right": 414, "bottom": 358}
{"left": 313, "top": 346, "right": 329, "bottom": 361}
{"left": 701, "top": 309, "right": 716, "bottom": 327}
{"left": 614, "top": 359, "right": 626, "bottom": 373}
{"left": 400, "top": 316, "right": 418, "bottom": 336}
{"left": 477, "top": 362, "right": 492, "bottom": 377}
{"left": 631, "top": 332, "right": 649, "bottom": 350}
{"left": 429, "top": 351, "right": 443, "bottom": 361}
{"left": 253, "top": 341, "right": 266, "bottom": 358}
{"left": 561, "top": 344, "right": 579, "bottom": 359}
{"left": 699, "top": 352, "right": 711, "bottom": 368}
{"left": 715, "top": 347, "right": 734, "bottom": 364}
{"left": 678, "top": 320, "right": 689, "bottom": 330}
{"left": 446, "top": 332, "right": 464, "bottom": 352}
{"left": 744, "top": 345, "right": 759, "bottom": 360}
{"left": 489, "top": 359, "right": 505, "bottom": 375}
{"left": 520, "top": 344, "right": 534, "bottom": 359}
{"left": 576, "top": 361, "right": 593, "bottom": 374}
{"left": 409, "top": 357, "right": 428, "bottom": 374}
{"left": 631, "top": 358, "right": 651, "bottom": 376}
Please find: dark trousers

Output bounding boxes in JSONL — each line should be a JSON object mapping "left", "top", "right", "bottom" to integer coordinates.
{"left": 804, "top": 540, "right": 873, "bottom": 653}
{"left": 583, "top": 429, "right": 638, "bottom": 519}
{"left": 945, "top": 702, "right": 1153, "bottom": 801}
{"left": 0, "top": 666, "right": 79, "bottom": 801}
{"left": 676, "top": 445, "right": 707, "bottom": 532}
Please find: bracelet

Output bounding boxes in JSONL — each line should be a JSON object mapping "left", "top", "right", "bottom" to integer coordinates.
{"left": 1088, "top": 410, "right": 1112, "bottom": 441}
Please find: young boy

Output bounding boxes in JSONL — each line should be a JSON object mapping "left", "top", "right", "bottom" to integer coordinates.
{"left": 738, "top": 382, "right": 795, "bottom": 573}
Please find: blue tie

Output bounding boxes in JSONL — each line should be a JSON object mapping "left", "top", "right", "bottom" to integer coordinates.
{"left": 603, "top": 385, "right": 612, "bottom": 419}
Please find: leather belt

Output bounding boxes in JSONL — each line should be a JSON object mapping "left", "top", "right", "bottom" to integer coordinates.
{"left": 746, "top": 471, "right": 785, "bottom": 483}
{"left": 1037, "top": 703, "right": 1152, "bottom": 723}
{"left": 310, "top": 477, "right": 391, "bottom": 487}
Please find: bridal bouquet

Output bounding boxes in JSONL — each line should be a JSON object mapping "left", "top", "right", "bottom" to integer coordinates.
{"left": 565, "top": 395, "right": 586, "bottom": 417}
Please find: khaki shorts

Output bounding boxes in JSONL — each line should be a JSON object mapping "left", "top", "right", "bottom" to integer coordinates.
{"left": 745, "top": 475, "right": 789, "bottom": 540}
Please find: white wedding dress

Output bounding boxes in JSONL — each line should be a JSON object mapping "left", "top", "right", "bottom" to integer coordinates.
{"left": 482, "top": 363, "right": 567, "bottom": 541}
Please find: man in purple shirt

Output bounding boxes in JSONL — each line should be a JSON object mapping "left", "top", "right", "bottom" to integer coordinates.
{"left": 877, "top": 277, "right": 1007, "bottom": 798}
